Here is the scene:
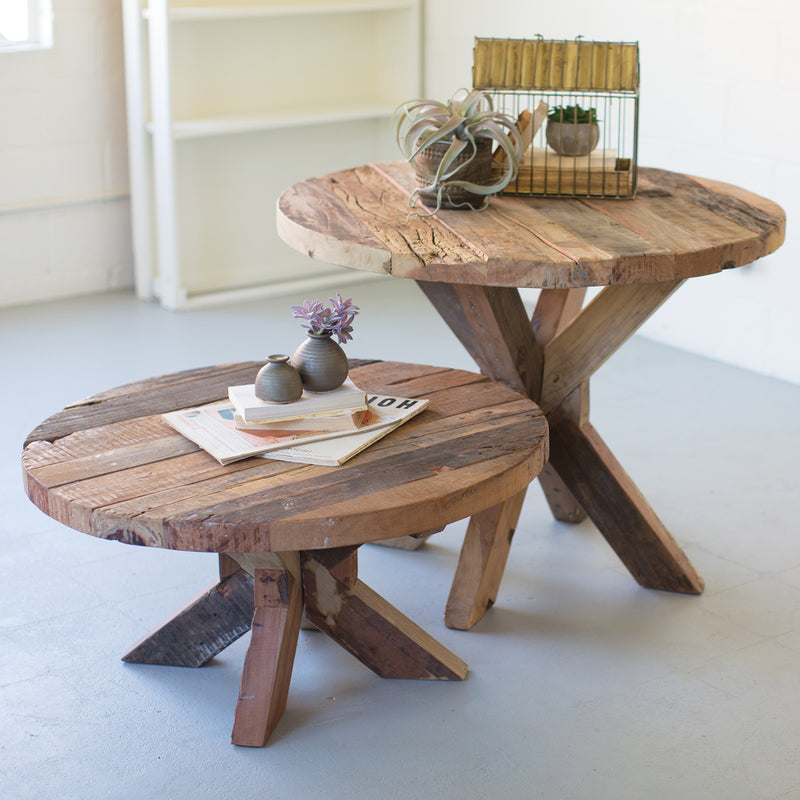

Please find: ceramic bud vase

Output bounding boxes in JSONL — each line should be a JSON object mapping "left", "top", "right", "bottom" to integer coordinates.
{"left": 254, "top": 354, "right": 303, "bottom": 403}
{"left": 291, "top": 331, "right": 348, "bottom": 392}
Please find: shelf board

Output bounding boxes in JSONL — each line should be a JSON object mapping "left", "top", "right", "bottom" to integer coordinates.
{"left": 148, "top": 103, "right": 397, "bottom": 140}
{"left": 143, "top": 1, "right": 414, "bottom": 21}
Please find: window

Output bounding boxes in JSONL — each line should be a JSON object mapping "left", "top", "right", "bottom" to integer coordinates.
{"left": 0, "top": 0, "right": 52, "bottom": 51}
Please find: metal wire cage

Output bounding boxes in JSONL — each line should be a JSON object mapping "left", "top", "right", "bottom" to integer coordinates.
{"left": 473, "top": 37, "right": 639, "bottom": 198}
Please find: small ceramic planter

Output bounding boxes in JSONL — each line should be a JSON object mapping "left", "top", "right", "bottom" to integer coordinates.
{"left": 254, "top": 354, "right": 303, "bottom": 403}
{"left": 545, "top": 121, "right": 600, "bottom": 157}
{"left": 291, "top": 331, "right": 349, "bottom": 392}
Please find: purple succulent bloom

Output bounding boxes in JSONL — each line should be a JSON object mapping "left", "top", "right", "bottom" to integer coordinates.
{"left": 290, "top": 294, "right": 359, "bottom": 343}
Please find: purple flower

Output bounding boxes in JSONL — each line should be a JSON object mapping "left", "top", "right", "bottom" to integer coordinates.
{"left": 290, "top": 294, "right": 360, "bottom": 344}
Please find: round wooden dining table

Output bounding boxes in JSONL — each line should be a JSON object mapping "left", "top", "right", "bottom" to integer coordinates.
{"left": 276, "top": 160, "right": 785, "bottom": 628}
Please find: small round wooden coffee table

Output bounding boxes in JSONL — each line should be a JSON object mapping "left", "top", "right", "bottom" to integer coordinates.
{"left": 22, "top": 359, "right": 548, "bottom": 746}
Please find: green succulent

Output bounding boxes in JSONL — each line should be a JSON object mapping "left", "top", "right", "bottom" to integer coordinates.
{"left": 547, "top": 104, "right": 599, "bottom": 125}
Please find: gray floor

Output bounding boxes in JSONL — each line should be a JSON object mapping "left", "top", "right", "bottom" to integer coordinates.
{"left": 2, "top": 277, "right": 799, "bottom": 800}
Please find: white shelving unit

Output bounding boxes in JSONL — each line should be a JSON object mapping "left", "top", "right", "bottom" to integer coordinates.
{"left": 122, "top": 0, "right": 422, "bottom": 309}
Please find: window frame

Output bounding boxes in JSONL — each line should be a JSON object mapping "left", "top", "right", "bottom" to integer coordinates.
{"left": 0, "top": 0, "right": 53, "bottom": 52}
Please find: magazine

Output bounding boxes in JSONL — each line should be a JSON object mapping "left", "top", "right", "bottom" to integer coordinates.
{"left": 264, "top": 393, "right": 429, "bottom": 466}
{"left": 162, "top": 392, "right": 427, "bottom": 466}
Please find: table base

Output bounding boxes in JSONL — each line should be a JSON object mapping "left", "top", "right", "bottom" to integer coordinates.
{"left": 418, "top": 280, "right": 704, "bottom": 629}
{"left": 123, "top": 549, "right": 467, "bottom": 747}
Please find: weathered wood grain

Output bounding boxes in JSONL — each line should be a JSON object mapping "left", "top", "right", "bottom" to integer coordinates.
{"left": 531, "top": 287, "right": 587, "bottom": 346}
{"left": 445, "top": 490, "right": 528, "bottom": 630}
{"left": 301, "top": 549, "right": 468, "bottom": 680}
{"left": 418, "top": 282, "right": 545, "bottom": 399}
{"left": 277, "top": 161, "right": 785, "bottom": 288}
{"left": 231, "top": 555, "right": 303, "bottom": 747}
{"left": 25, "top": 362, "right": 263, "bottom": 446}
{"left": 540, "top": 280, "right": 683, "bottom": 412}
{"left": 121, "top": 569, "right": 255, "bottom": 668}
{"left": 23, "top": 361, "right": 547, "bottom": 554}
{"left": 547, "top": 415, "right": 704, "bottom": 594}
{"left": 22, "top": 361, "right": 551, "bottom": 745}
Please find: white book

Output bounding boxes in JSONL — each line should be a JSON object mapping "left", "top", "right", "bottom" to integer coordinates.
{"left": 228, "top": 378, "right": 367, "bottom": 424}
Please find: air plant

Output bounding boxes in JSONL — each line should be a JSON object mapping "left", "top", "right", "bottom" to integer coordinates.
{"left": 290, "top": 293, "right": 359, "bottom": 344}
{"left": 393, "top": 88, "right": 523, "bottom": 213}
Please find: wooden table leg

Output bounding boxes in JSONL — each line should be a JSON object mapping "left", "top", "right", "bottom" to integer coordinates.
{"left": 230, "top": 553, "right": 303, "bottom": 747}
{"left": 547, "top": 412, "right": 704, "bottom": 593}
{"left": 417, "top": 278, "right": 704, "bottom": 607}
{"left": 121, "top": 567, "right": 255, "bottom": 668}
{"left": 532, "top": 289, "right": 589, "bottom": 523}
{"left": 445, "top": 489, "right": 527, "bottom": 630}
{"left": 301, "top": 547, "right": 467, "bottom": 680}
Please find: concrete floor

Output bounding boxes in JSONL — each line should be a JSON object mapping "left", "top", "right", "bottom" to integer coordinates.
{"left": 2, "top": 277, "right": 800, "bottom": 800}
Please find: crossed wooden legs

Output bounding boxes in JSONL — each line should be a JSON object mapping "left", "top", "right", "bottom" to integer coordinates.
{"left": 418, "top": 279, "right": 704, "bottom": 629}
{"left": 123, "top": 550, "right": 467, "bottom": 747}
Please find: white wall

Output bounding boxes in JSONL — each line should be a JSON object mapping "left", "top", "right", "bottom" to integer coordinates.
{"left": 1, "top": 0, "right": 796, "bottom": 384}
{"left": 0, "top": 1, "right": 132, "bottom": 308}
{"left": 425, "top": 0, "right": 799, "bottom": 385}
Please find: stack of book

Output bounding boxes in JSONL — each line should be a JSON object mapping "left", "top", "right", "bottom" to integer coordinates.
{"left": 162, "top": 378, "right": 428, "bottom": 467}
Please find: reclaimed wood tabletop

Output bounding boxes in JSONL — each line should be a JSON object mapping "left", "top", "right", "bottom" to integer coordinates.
{"left": 23, "top": 359, "right": 547, "bottom": 553}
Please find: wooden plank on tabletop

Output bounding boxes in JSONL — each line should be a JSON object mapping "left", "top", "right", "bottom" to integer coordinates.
{"left": 24, "top": 363, "right": 261, "bottom": 445}
{"left": 428, "top": 204, "right": 575, "bottom": 285}
{"left": 26, "top": 434, "right": 196, "bottom": 489}
{"left": 584, "top": 194, "right": 765, "bottom": 277}
{"left": 96, "top": 402, "right": 542, "bottom": 551}
{"left": 163, "top": 414, "right": 543, "bottom": 541}
{"left": 528, "top": 197, "right": 676, "bottom": 283}
{"left": 366, "top": 163, "right": 573, "bottom": 272}
{"left": 22, "top": 415, "right": 172, "bottom": 469}
{"left": 289, "top": 451, "right": 541, "bottom": 554}
{"left": 691, "top": 174, "right": 786, "bottom": 231}
{"left": 75, "top": 362, "right": 260, "bottom": 405}
{"left": 396, "top": 382, "right": 535, "bottom": 421}
{"left": 276, "top": 177, "right": 392, "bottom": 273}
{"left": 47, "top": 450, "right": 259, "bottom": 534}
{"left": 284, "top": 444, "right": 545, "bottom": 531}
{"left": 490, "top": 198, "right": 613, "bottom": 287}
{"left": 93, "top": 462, "right": 315, "bottom": 549}
{"left": 358, "top": 364, "right": 484, "bottom": 395}
{"left": 323, "top": 164, "right": 480, "bottom": 270}
{"left": 639, "top": 168, "right": 785, "bottom": 243}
